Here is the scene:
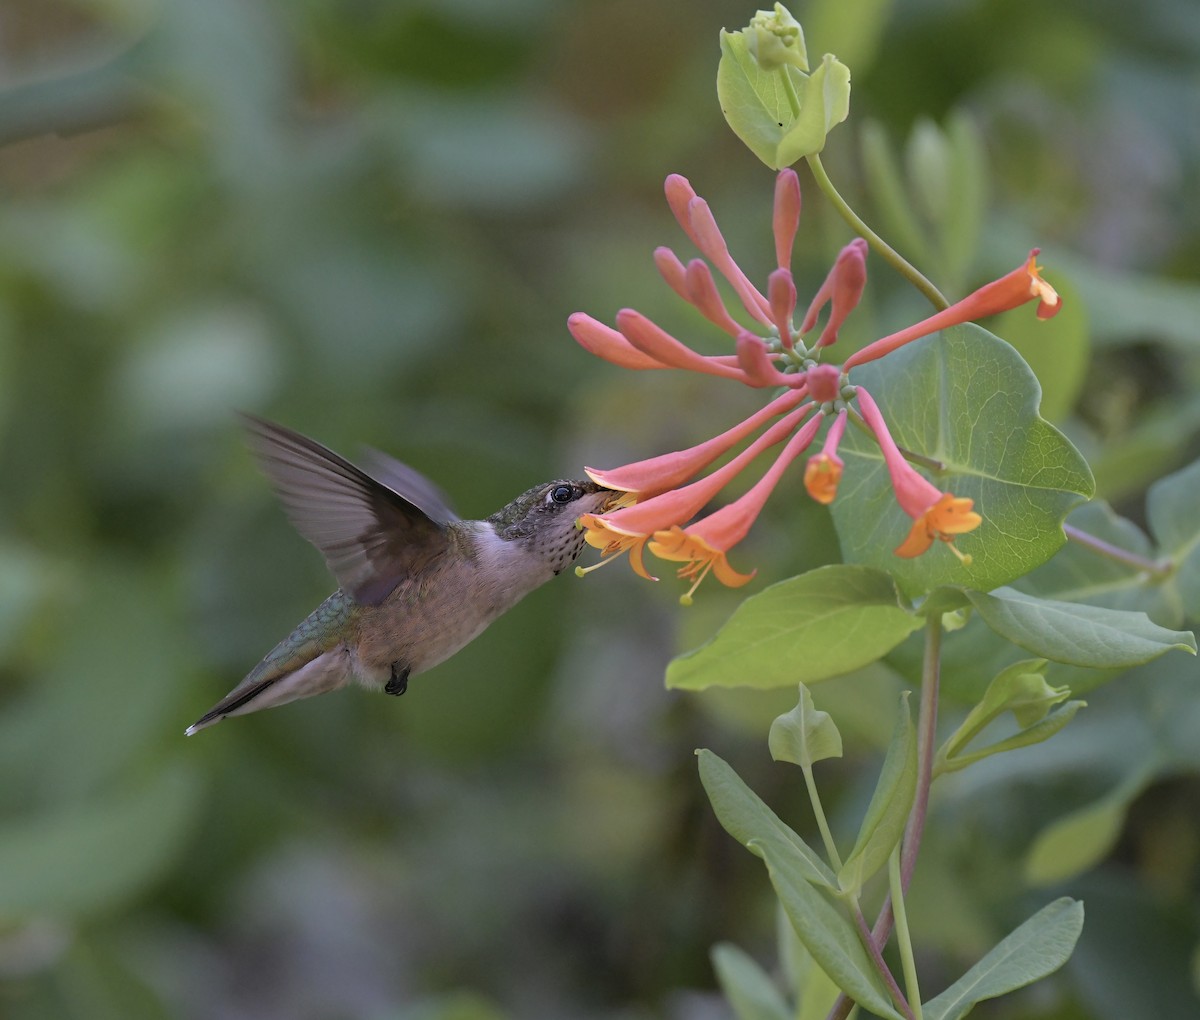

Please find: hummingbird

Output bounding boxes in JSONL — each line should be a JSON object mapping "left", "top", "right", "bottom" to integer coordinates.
{"left": 186, "top": 415, "right": 617, "bottom": 735}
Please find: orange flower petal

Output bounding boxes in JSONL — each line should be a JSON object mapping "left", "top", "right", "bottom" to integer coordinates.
{"left": 927, "top": 494, "right": 982, "bottom": 536}
{"left": 894, "top": 518, "right": 935, "bottom": 558}
{"left": 648, "top": 527, "right": 755, "bottom": 602}
{"left": 804, "top": 453, "right": 842, "bottom": 505}
{"left": 893, "top": 493, "right": 982, "bottom": 559}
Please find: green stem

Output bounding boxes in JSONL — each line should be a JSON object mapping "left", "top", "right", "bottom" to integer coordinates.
{"left": 805, "top": 153, "right": 949, "bottom": 311}
{"left": 852, "top": 904, "right": 915, "bottom": 1020}
{"left": 777, "top": 66, "right": 803, "bottom": 120}
{"left": 889, "top": 847, "right": 924, "bottom": 1020}
{"left": 1064, "top": 523, "right": 1175, "bottom": 579}
{"left": 824, "top": 616, "right": 942, "bottom": 1020}
{"left": 802, "top": 764, "right": 843, "bottom": 870}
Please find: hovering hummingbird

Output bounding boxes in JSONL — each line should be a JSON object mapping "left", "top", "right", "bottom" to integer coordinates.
{"left": 186, "top": 415, "right": 617, "bottom": 735}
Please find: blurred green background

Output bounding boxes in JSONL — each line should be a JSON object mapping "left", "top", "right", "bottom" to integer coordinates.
{"left": 1, "top": 0, "right": 1198, "bottom": 1017}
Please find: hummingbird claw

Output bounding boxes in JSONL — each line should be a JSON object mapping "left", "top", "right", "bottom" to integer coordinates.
{"left": 386, "top": 664, "right": 410, "bottom": 696}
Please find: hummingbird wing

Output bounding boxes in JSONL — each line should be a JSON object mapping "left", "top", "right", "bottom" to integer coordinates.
{"left": 241, "top": 414, "right": 452, "bottom": 605}
{"left": 359, "top": 447, "right": 460, "bottom": 525}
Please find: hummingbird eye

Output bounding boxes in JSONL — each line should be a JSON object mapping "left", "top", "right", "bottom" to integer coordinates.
{"left": 549, "top": 484, "right": 576, "bottom": 505}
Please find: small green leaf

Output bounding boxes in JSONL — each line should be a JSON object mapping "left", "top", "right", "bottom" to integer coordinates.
{"left": 923, "top": 898, "right": 1084, "bottom": 1020}
{"left": 711, "top": 942, "right": 792, "bottom": 1020}
{"left": 940, "top": 112, "right": 986, "bottom": 292}
{"left": 697, "top": 750, "right": 837, "bottom": 889}
{"left": 775, "top": 55, "right": 852, "bottom": 166}
{"left": 861, "top": 119, "right": 931, "bottom": 268}
{"left": 1147, "top": 457, "right": 1200, "bottom": 622}
{"left": 754, "top": 840, "right": 906, "bottom": 1020}
{"left": 717, "top": 29, "right": 806, "bottom": 169}
{"left": 837, "top": 692, "right": 917, "bottom": 895}
{"left": 1024, "top": 770, "right": 1151, "bottom": 885}
{"left": 966, "top": 586, "right": 1197, "bottom": 667}
{"left": 906, "top": 118, "right": 951, "bottom": 229}
{"left": 769, "top": 684, "right": 843, "bottom": 768}
{"left": 717, "top": 29, "right": 849, "bottom": 169}
{"left": 833, "top": 324, "right": 1095, "bottom": 599}
{"left": 935, "top": 700, "right": 1086, "bottom": 775}
{"left": 666, "top": 565, "right": 921, "bottom": 691}
{"left": 939, "top": 659, "right": 1065, "bottom": 762}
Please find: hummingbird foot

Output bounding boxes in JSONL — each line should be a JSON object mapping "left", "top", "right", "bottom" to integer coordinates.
{"left": 385, "top": 664, "right": 410, "bottom": 696}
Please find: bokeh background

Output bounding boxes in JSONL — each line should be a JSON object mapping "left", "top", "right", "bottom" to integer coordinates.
{"left": 1, "top": 0, "right": 1199, "bottom": 1018}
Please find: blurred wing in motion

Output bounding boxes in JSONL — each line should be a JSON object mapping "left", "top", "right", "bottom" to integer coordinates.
{"left": 241, "top": 414, "right": 452, "bottom": 605}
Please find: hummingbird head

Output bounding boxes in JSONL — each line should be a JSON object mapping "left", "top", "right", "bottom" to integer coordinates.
{"left": 488, "top": 479, "right": 620, "bottom": 575}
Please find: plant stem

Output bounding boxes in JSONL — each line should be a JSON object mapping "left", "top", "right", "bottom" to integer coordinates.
{"left": 824, "top": 616, "right": 942, "bottom": 1020}
{"left": 805, "top": 153, "right": 949, "bottom": 311}
{"left": 888, "top": 847, "right": 923, "bottom": 1020}
{"left": 852, "top": 904, "right": 915, "bottom": 1020}
{"left": 1064, "top": 523, "right": 1175, "bottom": 579}
{"left": 778, "top": 66, "right": 803, "bottom": 120}
{"left": 902, "top": 614, "right": 942, "bottom": 883}
{"left": 803, "top": 764, "right": 844, "bottom": 870}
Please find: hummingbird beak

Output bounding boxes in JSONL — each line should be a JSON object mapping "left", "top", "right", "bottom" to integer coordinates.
{"left": 599, "top": 489, "right": 636, "bottom": 512}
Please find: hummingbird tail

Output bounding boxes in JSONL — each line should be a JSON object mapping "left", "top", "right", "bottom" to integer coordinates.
{"left": 185, "top": 648, "right": 353, "bottom": 735}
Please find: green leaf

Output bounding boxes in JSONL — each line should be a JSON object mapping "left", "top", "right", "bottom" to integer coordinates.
{"left": 906, "top": 118, "right": 951, "bottom": 232}
{"left": 0, "top": 762, "right": 202, "bottom": 918}
{"left": 939, "top": 112, "right": 986, "bottom": 294}
{"left": 1022, "top": 500, "right": 1181, "bottom": 628}
{"left": 711, "top": 943, "right": 792, "bottom": 1020}
{"left": 833, "top": 323, "right": 1094, "bottom": 599}
{"left": 773, "top": 905, "right": 844, "bottom": 1020}
{"left": 754, "top": 839, "right": 906, "bottom": 1020}
{"left": 769, "top": 683, "right": 843, "bottom": 768}
{"left": 923, "top": 898, "right": 1084, "bottom": 1020}
{"left": 935, "top": 700, "right": 1086, "bottom": 775}
{"left": 994, "top": 271, "right": 1089, "bottom": 424}
{"left": 1147, "top": 457, "right": 1200, "bottom": 622}
{"left": 861, "top": 118, "right": 932, "bottom": 266}
{"left": 938, "top": 659, "right": 1066, "bottom": 762}
{"left": 837, "top": 692, "right": 917, "bottom": 895}
{"left": 697, "top": 750, "right": 837, "bottom": 889}
{"left": 966, "top": 586, "right": 1196, "bottom": 667}
{"left": 1024, "top": 770, "right": 1151, "bottom": 885}
{"left": 717, "top": 30, "right": 849, "bottom": 169}
{"left": 775, "top": 55, "right": 852, "bottom": 166}
{"left": 666, "top": 565, "right": 921, "bottom": 691}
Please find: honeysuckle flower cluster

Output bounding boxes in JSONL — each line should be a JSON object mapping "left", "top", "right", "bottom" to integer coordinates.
{"left": 571, "top": 170, "right": 1061, "bottom": 603}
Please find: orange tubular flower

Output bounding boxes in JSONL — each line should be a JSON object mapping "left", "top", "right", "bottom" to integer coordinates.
{"left": 804, "top": 409, "right": 847, "bottom": 504}
{"left": 578, "top": 406, "right": 815, "bottom": 578}
{"left": 843, "top": 249, "right": 1061, "bottom": 370}
{"left": 893, "top": 493, "right": 983, "bottom": 559}
{"left": 855, "top": 387, "right": 981, "bottom": 560}
{"left": 650, "top": 414, "right": 824, "bottom": 603}
{"left": 585, "top": 387, "right": 810, "bottom": 498}
{"left": 567, "top": 313, "right": 668, "bottom": 370}
{"left": 570, "top": 170, "right": 1057, "bottom": 597}
{"left": 617, "top": 308, "right": 755, "bottom": 382}
{"left": 802, "top": 238, "right": 869, "bottom": 348}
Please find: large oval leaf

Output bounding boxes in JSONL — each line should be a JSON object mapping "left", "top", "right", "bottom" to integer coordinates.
{"left": 666, "top": 565, "right": 921, "bottom": 691}
{"left": 833, "top": 323, "right": 1094, "bottom": 598}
